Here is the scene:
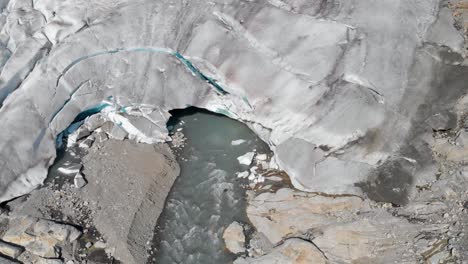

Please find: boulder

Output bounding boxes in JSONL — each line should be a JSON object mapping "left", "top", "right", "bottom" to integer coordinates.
{"left": 2, "top": 217, "right": 81, "bottom": 258}
{"left": 0, "top": 240, "right": 23, "bottom": 258}
{"left": 223, "top": 222, "right": 245, "bottom": 254}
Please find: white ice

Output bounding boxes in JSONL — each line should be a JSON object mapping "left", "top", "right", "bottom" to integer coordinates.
{"left": 231, "top": 139, "right": 247, "bottom": 146}
{"left": 0, "top": 0, "right": 464, "bottom": 202}
{"left": 237, "top": 152, "right": 255, "bottom": 166}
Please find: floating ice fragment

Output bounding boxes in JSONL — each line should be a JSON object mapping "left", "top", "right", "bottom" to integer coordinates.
{"left": 237, "top": 152, "right": 255, "bottom": 166}
{"left": 237, "top": 171, "right": 249, "bottom": 178}
{"left": 57, "top": 164, "right": 82, "bottom": 176}
{"left": 231, "top": 139, "right": 247, "bottom": 146}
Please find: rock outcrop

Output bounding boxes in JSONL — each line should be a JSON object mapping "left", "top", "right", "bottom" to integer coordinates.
{"left": 0, "top": 216, "right": 81, "bottom": 263}
{"left": 239, "top": 185, "right": 467, "bottom": 263}
{"left": 246, "top": 188, "right": 367, "bottom": 244}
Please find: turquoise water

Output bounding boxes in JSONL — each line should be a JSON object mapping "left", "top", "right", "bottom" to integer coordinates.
{"left": 149, "top": 108, "right": 270, "bottom": 264}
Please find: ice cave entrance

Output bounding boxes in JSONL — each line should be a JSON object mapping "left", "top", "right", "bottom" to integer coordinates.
{"left": 149, "top": 107, "right": 271, "bottom": 263}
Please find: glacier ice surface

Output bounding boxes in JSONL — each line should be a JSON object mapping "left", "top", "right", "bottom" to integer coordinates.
{"left": 0, "top": 0, "right": 466, "bottom": 205}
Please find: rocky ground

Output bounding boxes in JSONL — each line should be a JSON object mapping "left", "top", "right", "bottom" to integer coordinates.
{"left": 3, "top": 90, "right": 468, "bottom": 263}
{"left": 0, "top": 129, "right": 179, "bottom": 263}
{"left": 6, "top": 123, "right": 468, "bottom": 263}
{"left": 220, "top": 136, "right": 468, "bottom": 263}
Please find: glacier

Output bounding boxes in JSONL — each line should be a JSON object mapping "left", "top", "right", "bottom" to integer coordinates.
{"left": 0, "top": 0, "right": 466, "bottom": 206}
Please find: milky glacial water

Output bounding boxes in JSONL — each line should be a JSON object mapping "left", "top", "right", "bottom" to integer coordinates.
{"left": 149, "top": 108, "right": 270, "bottom": 264}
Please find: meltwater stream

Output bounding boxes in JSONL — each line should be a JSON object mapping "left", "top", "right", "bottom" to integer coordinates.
{"left": 148, "top": 108, "right": 270, "bottom": 264}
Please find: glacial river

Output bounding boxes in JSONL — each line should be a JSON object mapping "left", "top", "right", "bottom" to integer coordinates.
{"left": 148, "top": 108, "right": 270, "bottom": 264}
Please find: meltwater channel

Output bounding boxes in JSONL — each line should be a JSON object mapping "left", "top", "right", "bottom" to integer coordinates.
{"left": 148, "top": 108, "right": 270, "bottom": 264}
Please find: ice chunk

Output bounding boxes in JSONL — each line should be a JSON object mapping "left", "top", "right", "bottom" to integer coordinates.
{"left": 78, "top": 136, "right": 95, "bottom": 149}
{"left": 250, "top": 166, "right": 258, "bottom": 173}
{"left": 67, "top": 127, "right": 91, "bottom": 147}
{"left": 258, "top": 161, "right": 269, "bottom": 169}
{"left": 231, "top": 139, "right": 247, "bottom": 146}
{"left": 256, "top": 154, "right": 267, "bottom": 161}
{"left": 248, "top": 174, "right": 255, "bottom": 181}
{"left": 57, "top": 164, "right": 82, "bottom": 176}
{"left": 73, "top": 173, "right": 87, "bottom": 189}
{"left": 237, "top": 152, "right": 255, "bottom": 166}
{"left": 237, "top": 171, "right": 249, "bottom": 179}
{"left": 83, "top": 114, "right": 106, "bottom": 131}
